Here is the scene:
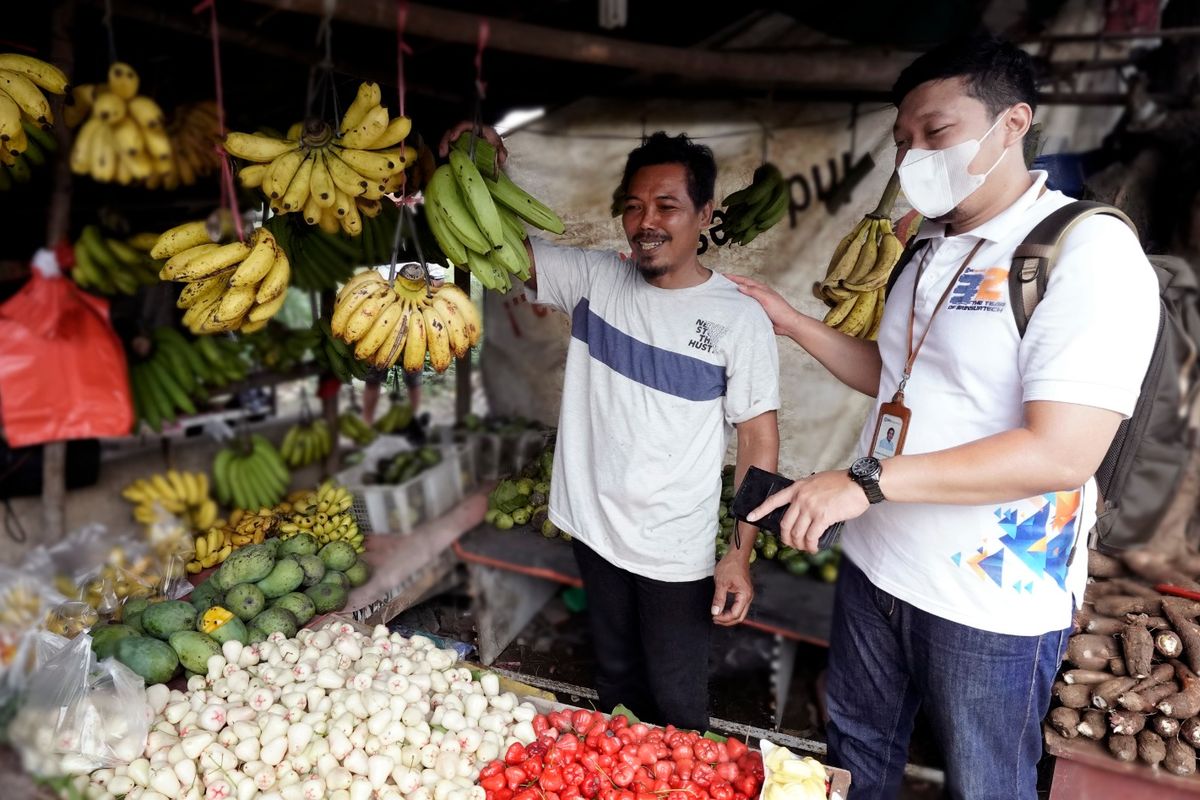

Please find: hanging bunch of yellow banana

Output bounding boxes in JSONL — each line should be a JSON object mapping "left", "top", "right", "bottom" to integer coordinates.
{"left": 152, "top": 219, "right": 291, "bottom": 335}
{"left": 68, "top": 62, "right": 174, "bottom": 185}
{"left": 224, "top": 81, "right": 415, "bottom": 236}
{"left": 0, "top": 52, "right": 68, "bottom": 182}
{"left": 815, "top": 172, "right": 913, "bottom": 340}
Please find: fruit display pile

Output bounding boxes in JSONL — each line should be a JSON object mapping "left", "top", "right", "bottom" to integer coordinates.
{"left": 278, "top": 481, "right": 364, "bottom": 553}
{"left": 486, "top": 445, "right": 556, "bottom": 535}
{"left": 339, "top": 410, "right": 379, "bottom": 445}
{"left": 55, "top": 619, "right": 554, "bottom": 797}
{"left": 761, "top": 741, "right": 832, "bottom": 800}
{"left": 122, "top": 469, "right": 218, "bottom": 533}
{"left": 477, "top": 708, "right": 765, "bottom": 800}
{"left": 70, "top": 226, "right": 162, "bottom": 295}
{"left": 369, "top": 446, "right": 445, "bottom": 486}
{"left": 97, "top": 534, "right": 368, "bottom": 688}
{"left": 424, "top": 135, "right": 564, "bottom": 292}
{"left": 212, "top": 435, "right": 291, "bottom": 510}
{"left": 0, "top": 52, "right": 68, "bottom": 158}
{"left": 280, "top": 419, "right": 333, "bottom": 469}
{"left": 129, "top": 328, "right": 249, "bottom": 432}
{"left": 374, "top": 402, "right": 415, "bottom": 435}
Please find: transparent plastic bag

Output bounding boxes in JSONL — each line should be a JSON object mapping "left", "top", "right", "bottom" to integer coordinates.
{"left": 0, "top": 630, "right": 70, "bottom": 744}
{"left": 9, "top": 633, "right": 150, "bottom": 775}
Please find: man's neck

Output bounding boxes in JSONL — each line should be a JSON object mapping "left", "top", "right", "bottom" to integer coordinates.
{"left": 945, "top": 168, "right": 1036, "bottom": 237}
{"left": 643, "top": 260, "right": 712, "bottom": 290}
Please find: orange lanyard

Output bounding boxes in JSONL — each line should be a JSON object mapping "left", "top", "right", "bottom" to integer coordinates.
{"left": 897, "top": 239, "right": 985, "bottom": 401}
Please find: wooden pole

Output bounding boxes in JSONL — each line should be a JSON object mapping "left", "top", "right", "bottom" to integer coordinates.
{"left": 320, "top": 289, "right": 340, "bottom": 477}
{"left": 42, "top": 0, "right": 76, "bottom": 543}
{"left": 242, "top": 0, "right": 915, "bottom": 92}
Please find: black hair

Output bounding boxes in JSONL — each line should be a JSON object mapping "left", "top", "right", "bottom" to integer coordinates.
{"left": 619, "top": 132, "right": 716, "bottom": 211}
{"left": 891, "top": 33, "right": 1038, "bottom": 117}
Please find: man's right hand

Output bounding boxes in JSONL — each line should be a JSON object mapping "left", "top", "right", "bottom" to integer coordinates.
{"left": 438, "top": 123, "right": 508, "bottom": 166}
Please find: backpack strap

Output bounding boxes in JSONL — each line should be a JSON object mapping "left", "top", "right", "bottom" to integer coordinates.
{"left": 1009, "top": 200, "right": 1139, "bottom": 336}
{"left": 883, "top": 237, "right": 931, "bottom": 300}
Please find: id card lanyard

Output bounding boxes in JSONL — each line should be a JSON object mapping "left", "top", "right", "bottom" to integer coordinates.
{"left": 868, "top": 238, "right": 985, "bottom": 459}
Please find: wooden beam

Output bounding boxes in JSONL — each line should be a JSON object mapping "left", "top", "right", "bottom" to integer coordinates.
{"left": 243, "top": 0, "right": 916, "bottom": 92}
{"left": 100, "top": 0, "right": 464, "bottom": 105}
{"left": 42, "top": 0, "right": 75, "bottom": 544}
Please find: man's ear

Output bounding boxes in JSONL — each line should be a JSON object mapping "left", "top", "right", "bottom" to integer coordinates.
{"left": 700, "top": 200, "right": 715, "bottom": 228}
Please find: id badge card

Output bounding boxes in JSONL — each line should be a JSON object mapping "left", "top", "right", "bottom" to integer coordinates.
{"left": 868, "top": 399, "right": 910, "bottom": 459}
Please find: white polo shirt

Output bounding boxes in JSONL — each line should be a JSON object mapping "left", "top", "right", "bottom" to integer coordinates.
{"left": 843, "top": 171, "right": 1160, "bottom": 636}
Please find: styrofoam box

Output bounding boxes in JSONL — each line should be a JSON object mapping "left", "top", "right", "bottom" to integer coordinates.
{"left": 337, "top": 436, "right": 475, "bottom": 534}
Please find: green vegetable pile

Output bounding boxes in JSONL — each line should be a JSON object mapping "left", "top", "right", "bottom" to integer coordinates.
{"left": 485, "top": 444, "right": 562, "bottom": 538}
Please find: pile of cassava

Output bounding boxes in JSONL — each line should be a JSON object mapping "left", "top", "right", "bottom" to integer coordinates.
{"left": 1046, "top": 548, "right": 1200, "bottom": 775}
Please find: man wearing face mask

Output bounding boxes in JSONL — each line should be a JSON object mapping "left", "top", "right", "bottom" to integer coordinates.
{"left": 731, "top": 34, "right": 1159, "bottom": 798}
{"left": 439, "top": 126, "right": 781, "bottom": 730}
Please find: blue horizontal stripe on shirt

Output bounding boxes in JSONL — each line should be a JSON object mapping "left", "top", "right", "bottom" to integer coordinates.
{"left": 570, "top": 298, "right": 727, "bottom": 401}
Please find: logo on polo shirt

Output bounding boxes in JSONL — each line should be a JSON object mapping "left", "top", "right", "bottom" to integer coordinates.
{"left": 948, "top": 266, "right": 1008, "bottom": 313}
{"left": 688, "top": 318, "right": 729, "bottom": 354}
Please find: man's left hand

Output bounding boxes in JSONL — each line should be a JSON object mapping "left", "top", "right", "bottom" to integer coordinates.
{"left": 748, "top": 470, "right": 869, "bottom": 552}
{"left": 711, "top": 553, "right": 754, "bottom": 627}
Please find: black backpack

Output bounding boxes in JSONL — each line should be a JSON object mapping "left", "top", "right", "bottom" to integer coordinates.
{"left": 886, "top": 200, "right": 1200, "bottom": 551}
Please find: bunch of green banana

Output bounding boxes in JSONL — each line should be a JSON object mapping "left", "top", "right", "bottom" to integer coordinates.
{"left": 70, "top": 225, "right": 161, "bottom": 295}
{"left": 212, "top": 435, "right": 290, "bottom": 510}
{"left": 816, "top": 172, "right": 908, "bottom": 341}
{"left": 280, "top": 419, "right": 332, "bottom": 468}
{"left": 153, "top": 221, "right": 292, "bottom": 335}
{"left": 422, "top": 134, "right": 564, "bottom": 293}
{"left": 129, "top": 335, "right": 200, "bottom": 433}
{"left": 0, "top": 52, "right": 68, "bottom": 170}
{"left": 311, "top": 318, "right": 372, "bottom": 383}
{"left": 241, "top": 321, "right": 321, "bottom": 373}
{"left": 339, "top": 411, "right": 377, "bottom": 445}
{"left": 264, "top": 213, "right": 359, "bottom": 291}
{"left": 331, "top": 266, "right": 482, "bottom": 373}
{"left": 718, "top": 163, "right": 789, "bottom": 246}
{"left": 278, "top": 481, "right": 363, "bottom": 552}
{"left": 356, "top": 198, "right": 447, "bottom": 269}
{"left": 69, "top": 62, "right": 175, "bottom": 185}
{"left": 225, "top": 81, "right": 415, "bottom": 236}
{"left": 190, "top": 332, "right": 251, "bottom": 388}
{"left": 374, "top": 401, "right": 414, "bottom": 435}
{"left": 0, "top": 120, "right": 56, "bottom": 191}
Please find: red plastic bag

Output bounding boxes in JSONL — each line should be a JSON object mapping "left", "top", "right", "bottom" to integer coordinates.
{"left": 0, "top": 269, "right": 133, "bottom": 446}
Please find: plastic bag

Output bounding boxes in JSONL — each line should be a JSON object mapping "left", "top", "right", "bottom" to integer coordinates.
{"left": 9, "top": 633, "right": 150, "bottom": 775}
{"left": 0, "top": 269, "right": 133, "bottom": 447}
{"left": 0, "top": 630, "right": 69, "bottom": 744}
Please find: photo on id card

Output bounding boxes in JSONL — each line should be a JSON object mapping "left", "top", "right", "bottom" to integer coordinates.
{"left": 869, "top": 405, "right": 909, "bottom": 459}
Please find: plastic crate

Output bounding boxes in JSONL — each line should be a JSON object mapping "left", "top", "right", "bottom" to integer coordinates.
{"left": 336, "top": 437, "right": 472, "bottom": 534}
{"left": 434, "top": 427, "right": 552, "bottom": 481}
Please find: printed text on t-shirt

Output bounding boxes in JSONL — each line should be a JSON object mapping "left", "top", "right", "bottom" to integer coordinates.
{"left": 688, "top": 319, "right": 729, "bottom": 354}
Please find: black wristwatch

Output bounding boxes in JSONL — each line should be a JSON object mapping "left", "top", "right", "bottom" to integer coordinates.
{"left": 849, "top": 457, "right": 885, "bottom": 504}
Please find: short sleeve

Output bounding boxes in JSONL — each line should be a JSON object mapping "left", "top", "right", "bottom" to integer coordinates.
{"left": 1019, "top": 215, "right": 1160, "bottom": 417}
{"left": 527, "top": 238, "right": 602, "bottom": 314}
{"left": 725, "top": 303, "right": 781, "bottom": 425}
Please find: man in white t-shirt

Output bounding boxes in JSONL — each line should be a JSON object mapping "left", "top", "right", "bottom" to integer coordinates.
{"left": 731, "top": 35, "right": 1159, "bottom": 798}
{"left": 440, "top": 127, "right": 781, "bottom": 730}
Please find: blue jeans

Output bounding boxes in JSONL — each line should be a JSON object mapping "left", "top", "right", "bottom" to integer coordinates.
{"left": 826, "top": 558, "right": 1069, "bottom": 800}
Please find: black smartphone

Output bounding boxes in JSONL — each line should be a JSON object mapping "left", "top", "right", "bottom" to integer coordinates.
{"left": 730, "top": 465, "right": 843, "bottom": 550}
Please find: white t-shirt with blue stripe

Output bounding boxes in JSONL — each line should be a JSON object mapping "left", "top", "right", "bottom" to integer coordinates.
{"left": 530, "top": 239, "right": 780, "bottom": 582}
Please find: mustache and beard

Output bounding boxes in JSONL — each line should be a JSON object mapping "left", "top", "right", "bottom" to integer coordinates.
{"left": 632, "top": 232, "right": 670, "bottom": 279}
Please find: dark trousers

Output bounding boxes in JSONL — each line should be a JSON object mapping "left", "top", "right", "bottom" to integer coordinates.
{"left": 826, "top": 558, "right": 1070, "bottom": 800}
{"left": 572, "top": 539, "right": 714, "bottom": 731}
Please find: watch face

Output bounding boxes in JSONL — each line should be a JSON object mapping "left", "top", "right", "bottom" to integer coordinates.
{"left": 852, "top": 457, "right": 882, "bottom": 480}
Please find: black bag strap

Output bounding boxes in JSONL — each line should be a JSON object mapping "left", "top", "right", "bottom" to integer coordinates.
{"left": 884, "top": 237, "right": 931, "bottom": 299}
{"left": 1009, "top": 200, "right": 1138, "bottom": 336}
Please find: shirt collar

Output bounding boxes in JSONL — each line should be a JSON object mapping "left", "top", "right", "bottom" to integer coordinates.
{"left": 913, "top": 170, "right": 1050, "bottom": 244}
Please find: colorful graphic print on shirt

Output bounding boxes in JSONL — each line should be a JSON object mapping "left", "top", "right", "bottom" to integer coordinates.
{"left": 947, "top": 266, "right": 1009, "bottom": 313}
{"left": 951, "top": 490, "right": 1081, "bottom": 592}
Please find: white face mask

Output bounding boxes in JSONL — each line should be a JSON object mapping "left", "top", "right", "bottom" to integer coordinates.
{"left": 897, "top": 110, "right": 1011, "bottom": 219}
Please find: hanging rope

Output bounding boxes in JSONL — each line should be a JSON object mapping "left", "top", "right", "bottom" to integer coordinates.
{"left": 306, "top": 0, "right": 340, "bottom": 124}
{"left": 467, "top": 19, "right": 489, "bottom": 160}
{"left": 396, "top": 0, "right": 412, "bottom": 119}
{"left": 194, "top": 0, "right": 245, "bottom": 242}
{"left": 102, "top": 0, "right": 119, "bottom": 64}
